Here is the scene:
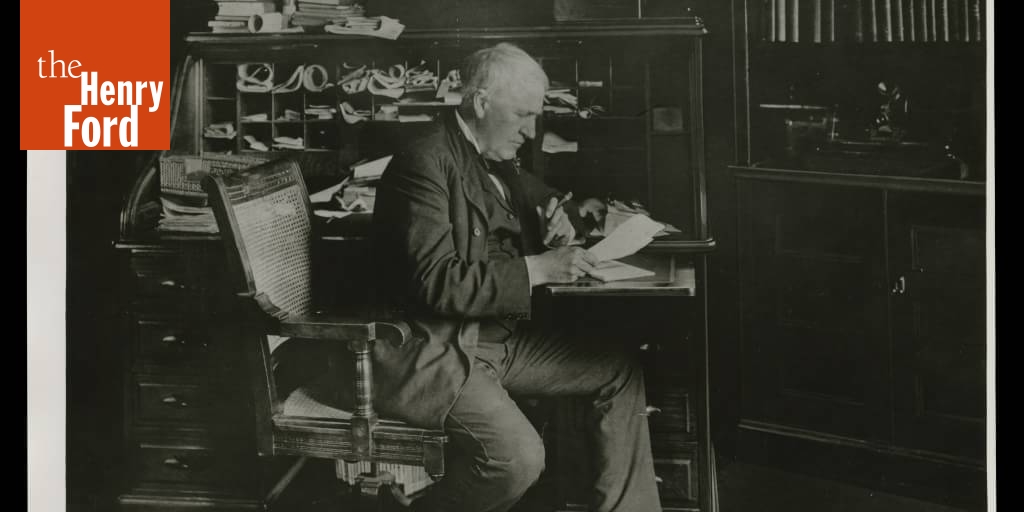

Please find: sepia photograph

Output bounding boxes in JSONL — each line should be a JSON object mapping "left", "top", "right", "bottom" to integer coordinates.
{"left": 59, "top": 0, "right": 992, "bottom": 511}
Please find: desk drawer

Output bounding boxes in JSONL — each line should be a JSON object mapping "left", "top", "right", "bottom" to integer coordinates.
{"left": 134, "top": 442, "right": 250, "bottom": 490}
{"left": 134, "top": 317, "right": 211, "bottom": 369}
{"left": 655, "top": 456, "right": 698, "bottom": 506}
{"left": 129, "top": 250, "right": 190, "bottom": 299}
{"left": 133, "top": 376, "right": 217, "bottom": 426}
{"left": 648, "top": 388, "right": 694, "bottom": 438}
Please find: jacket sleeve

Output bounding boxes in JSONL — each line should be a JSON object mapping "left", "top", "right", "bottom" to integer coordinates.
{"left": 374, "top": 150, "right": 532, "bottom": 319}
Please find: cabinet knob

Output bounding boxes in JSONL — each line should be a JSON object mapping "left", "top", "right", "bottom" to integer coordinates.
{"left": 160, "top": 394, "right": 189, "bottom": 408}
{"left": 891, "top": 275, "right": 907, "bottom": 295}
{"left": 162, "top": 456, "right": 191, "bottom": 470}
{"left": 640, "top": 405, "right": 662, "bottom": 416}
{"left": 161, "top": 335, "right": 185, "bottom": 346}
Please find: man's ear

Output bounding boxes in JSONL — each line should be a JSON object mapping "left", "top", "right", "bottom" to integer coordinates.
{"left": 472, "top": 89, "right": 488, "bottom": 120}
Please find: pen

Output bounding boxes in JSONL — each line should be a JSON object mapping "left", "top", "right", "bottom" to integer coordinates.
{"left": 548, "top": 191, "right": 573, "bottom": 219}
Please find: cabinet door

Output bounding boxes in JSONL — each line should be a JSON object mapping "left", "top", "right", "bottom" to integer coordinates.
{"left": 887, "top": 192, "right": 986, "bottom": 461}
{"left": 738, "top": 180, "right": 890, "bottom": 441}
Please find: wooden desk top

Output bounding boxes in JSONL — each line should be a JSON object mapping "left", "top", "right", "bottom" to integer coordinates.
{"left": 545, "top": 252, "right": 697, "bottom": 297}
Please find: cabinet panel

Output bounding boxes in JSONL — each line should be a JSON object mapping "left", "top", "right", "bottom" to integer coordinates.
{"left": 738, "top": 179, "right": 890, "bottom": 441}
{"left": 888, "top": 191, "right": 986, "bottom": 460}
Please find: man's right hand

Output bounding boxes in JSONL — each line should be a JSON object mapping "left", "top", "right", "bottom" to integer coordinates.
{"left": 525, "top": 247, "right": 599, "bottom": 285}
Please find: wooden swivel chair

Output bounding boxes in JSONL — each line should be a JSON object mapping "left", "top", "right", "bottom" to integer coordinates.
{"left": 202, "top": 158, "right": 447, "bottom": 510}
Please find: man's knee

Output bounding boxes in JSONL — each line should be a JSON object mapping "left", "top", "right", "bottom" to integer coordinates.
{"left": 482, "top": 430, "right": 546, "bottom": 501}
{"left": 610, "top": 350, "right": 645, "bottom": 391}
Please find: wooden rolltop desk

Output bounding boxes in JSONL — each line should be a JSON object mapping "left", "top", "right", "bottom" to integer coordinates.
{"left": 115, "top": 20, "right": 715, "bottom": 511}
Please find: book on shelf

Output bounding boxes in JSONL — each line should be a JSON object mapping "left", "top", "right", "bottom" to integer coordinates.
{"left": 867, "top": 0, "right": 878, "bottom": 41}
{"left": 776, "top": 0, "right": 787, "bottom": 41}
{"left": 216, "top": 1, "right": 276, "bottom": 17}
{"left": 789, "top": 0, "right": 799, "bottom": 42}
{"left": 969, "top": 0, "right": 981, "bottom": 41}
{"left": 919, "top": 0, "right": 928, "bottom": 40}
{"left": 825, "top": 0, "right": 836, "bottom": 41}
{"left": 893, "top": 0, "right": 905, "bottom": 41}
{"left": 208, "top": 20, "right": 248, "bottom": 28}
{"left": 854, "top": 0, "right": 864, "bottom": 42}
{"left": 881, "top": 0, "right": 892, "bottom": 42}
{"left": 300, "top": 0, "right": 359, "bottom": 4}
{"left": 813, "top": 0, "right": 822, "bottom": 42}
{"left": 929, "top": 0, "right": 937, "bottom": 40}
{"left": 938, "top": 0, "right": 949, "bottom": 41}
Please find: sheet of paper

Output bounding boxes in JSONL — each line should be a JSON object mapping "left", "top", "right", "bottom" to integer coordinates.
{"left": 588, "top": 213, "right": 663, "bottom": 262}
{"left": 313, "top": 210, "right": 353, "bottom": 219}
{"left": 588, "top": 260, "right": 655, "bottom": 282}
{"left": 309, "top": 181, "right": 344, "bottom": 203}
{"left": 352, "top": 155, "right": 393, "bottom": 180}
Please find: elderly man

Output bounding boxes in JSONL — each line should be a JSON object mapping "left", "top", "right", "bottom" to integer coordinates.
{"left": 371, "top": 43, "right": 662, "bottom": 512}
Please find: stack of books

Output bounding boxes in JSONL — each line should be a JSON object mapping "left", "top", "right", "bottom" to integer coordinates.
{"left": 291, "top": 0, "right": 366, "bottom": 28}
{"left": 208, "top": 1, "right": 278, "bottom": 33}
{"left": 156, "top": 197, "right": 219, "bottom": 234}
{"left": 323, "top": 15, "right": 405, "bottom": 39}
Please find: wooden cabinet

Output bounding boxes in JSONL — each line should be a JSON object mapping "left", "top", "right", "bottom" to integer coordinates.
{"left": 887, "top": 191, "right": 986, "bottom": 461}
{"left": 734, "top": 168, "right": 986, "bottom": 507}
{"left": 116, "top": 242, "right": 303, "bottom": 510}
{"left": 728, "top": 0, "right": 988, "bottom": 507}
{"left": 117, "top": 20, "right": 714, "bottom": 512}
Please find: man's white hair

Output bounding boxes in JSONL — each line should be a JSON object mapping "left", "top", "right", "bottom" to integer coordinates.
{"left": 460, "top": 43, "right": 549, "bottom": 104}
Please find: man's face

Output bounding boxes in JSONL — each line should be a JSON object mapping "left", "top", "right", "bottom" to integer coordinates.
{"left": 474, "top": 78, "right": 545, "bottom": 161}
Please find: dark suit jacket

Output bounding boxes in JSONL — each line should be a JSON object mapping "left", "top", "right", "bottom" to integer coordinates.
{"left": 370, "top": 111, "right": 570, "bottom": 430}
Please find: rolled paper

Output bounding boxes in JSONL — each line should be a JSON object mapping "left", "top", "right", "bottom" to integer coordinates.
{"left": 248, "top": 12, "right": 285, "bottom": 34}
{"left": 237, "top": 63, "right": 274, "bottom": 92}
{"left": 272, "top": 65, "right": 305, "bottom": 94}
{"left": 302, "top": 65, "right": 332, "bottom": 92}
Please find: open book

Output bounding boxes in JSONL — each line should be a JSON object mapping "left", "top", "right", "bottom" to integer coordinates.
{"left": 586, "top": 214, "right": 663, "bottom": 282}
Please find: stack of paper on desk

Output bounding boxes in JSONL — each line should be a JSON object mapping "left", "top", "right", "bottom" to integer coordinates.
{"left": 589, "top": 260, "right": 655, "bottom": 282}
{"left": 586, "top": 214, "right": 663, "bottom": 282}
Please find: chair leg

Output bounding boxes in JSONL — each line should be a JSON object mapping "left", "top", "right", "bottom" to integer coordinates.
{"left": 353, "top": 471, "right": 407, "bottom": 511}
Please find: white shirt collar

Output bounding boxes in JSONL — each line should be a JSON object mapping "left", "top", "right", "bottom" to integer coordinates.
{"left": 454, "top": 110, "right": 482, "bottom": 155}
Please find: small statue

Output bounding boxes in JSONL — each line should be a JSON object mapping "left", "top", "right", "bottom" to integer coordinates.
{"left": 870, "top": 81, "right": 909, "bottom": 141}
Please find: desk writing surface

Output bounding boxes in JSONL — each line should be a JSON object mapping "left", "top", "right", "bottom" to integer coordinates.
{"left": 545, "top": 253, "right": 696, "bottom": 297}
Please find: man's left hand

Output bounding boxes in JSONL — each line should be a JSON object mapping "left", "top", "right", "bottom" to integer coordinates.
{"left": 538, "top": 192, "right": 576, "bottom": 248}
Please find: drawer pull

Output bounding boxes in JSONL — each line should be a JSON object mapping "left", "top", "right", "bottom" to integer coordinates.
{"left": 159, "top": 279, "right": 185, "bottom": 289}
{"left": 640, "top": 405, "right": 662, "bottom": 416}
{"left": 160, "top": 394, "right": 189, "bottom": 408}
{"left": 162, "top": 456, "right": 191, "bottom": 470}
{"left": 161, "top": 335, "right": 186, "bottom": 346}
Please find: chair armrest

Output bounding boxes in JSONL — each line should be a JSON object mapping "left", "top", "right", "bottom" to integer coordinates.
{"left": 279, "top": 313, "right": 413, "bottom": 348}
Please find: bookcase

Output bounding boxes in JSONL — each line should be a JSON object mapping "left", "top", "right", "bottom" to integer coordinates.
{"left": 728, "top": 1, "right": 988, "bottom": 508}
{"left": 733, "top": 0, "right": 987, "bottom": 181}
{"left": 121, "top": 20, "right": 714, "bottom": 512}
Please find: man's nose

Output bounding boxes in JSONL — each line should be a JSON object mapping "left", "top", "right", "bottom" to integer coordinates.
{"left": 520, "top": 120, "right": 536, "bottom": 140}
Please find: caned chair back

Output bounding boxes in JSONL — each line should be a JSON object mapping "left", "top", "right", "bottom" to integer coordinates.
{"left": 204, "top": 158, "right": 313, "bottom": 319}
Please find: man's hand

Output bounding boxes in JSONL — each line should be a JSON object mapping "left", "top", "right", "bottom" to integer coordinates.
{"left": 525, "top": 246, "right": 599, "bottom": 285}
{"left": 579, "top": 198, "right": 607, "bottom": 232}
{"left": 537, "top": 193, "right": 576, "bottom": 248}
